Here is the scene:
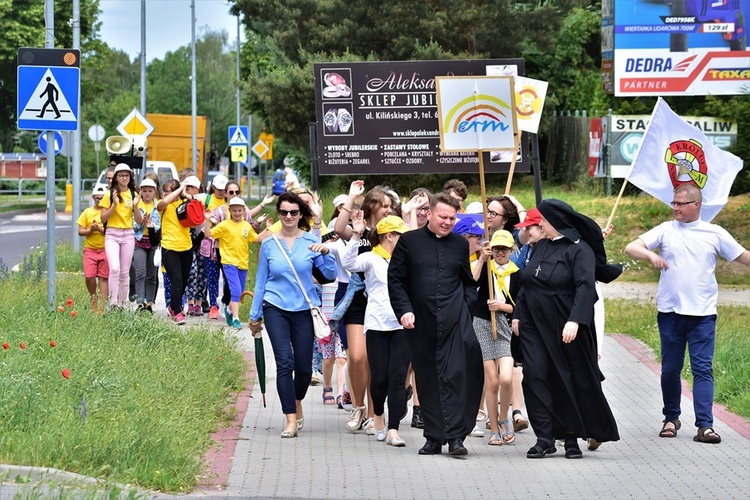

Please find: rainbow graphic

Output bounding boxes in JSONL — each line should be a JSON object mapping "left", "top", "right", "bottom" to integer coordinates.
{"left": 443, "top": 94, "right": 512, "bottom": 133}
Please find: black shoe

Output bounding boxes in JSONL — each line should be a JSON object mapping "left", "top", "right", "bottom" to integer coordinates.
{"left": 564, "top": 438, "right": 583, "bottom": 459}
{"left": 448, "top": 438, "right": 468, "bottom": 456}
{"left": 418, "top": 439, "right": 442, "bottom": 455}
{"left": 527, "top": 439, "right": 557, "bottom": 459}
{"left": 411, "top": 406, "right": 424, "bottom": 429}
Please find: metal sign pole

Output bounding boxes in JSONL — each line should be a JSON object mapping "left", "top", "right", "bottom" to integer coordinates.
{"left": 44, "top": 0, "right": 56, "bottom": 309}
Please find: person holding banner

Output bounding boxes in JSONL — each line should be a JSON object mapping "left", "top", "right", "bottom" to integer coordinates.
{"left": 625, "top": 184, "right": 749, "bottom": 444}
{"left": 388, "top": 193, "right": 484, "bottom": 457}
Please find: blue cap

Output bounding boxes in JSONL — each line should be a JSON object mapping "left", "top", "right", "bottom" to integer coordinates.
{"left": 453, "top": 217, "right": 483, "bottom": 236}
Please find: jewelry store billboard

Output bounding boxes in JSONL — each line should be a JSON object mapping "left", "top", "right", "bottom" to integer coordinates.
{"left": 313, "top": 59, "right": 528, "bottom": 175}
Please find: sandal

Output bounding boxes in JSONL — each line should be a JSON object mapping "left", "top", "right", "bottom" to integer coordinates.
{"left": 499, "top": 419, "right": 516, "bottom": 444}
{"left": 322, "top": 387, "right": 335, "bottom": 405}
{"left": 526, "top": 439, "right": 557, "bottom": 459}
{"left": 564, "top": 438, "right": 583, "bottom": 459}
{"left": 659, "top": 419, "right": 681, "bottom": 438}
{"left": 487, "top": 432, "right": 503, "bottom": 446}
{"left": 693, "top": 426, "right": 721, "bottom": 444}
{"left": 512, "top": 409, "right": 529, "bottom": 432}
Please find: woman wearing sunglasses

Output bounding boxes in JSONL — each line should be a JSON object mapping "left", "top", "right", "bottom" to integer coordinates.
{"left": 249, "top": 192, "right": 337, "bottom": 438}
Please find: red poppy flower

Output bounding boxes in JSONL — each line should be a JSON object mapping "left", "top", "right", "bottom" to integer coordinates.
{"left": 70, "top": 310, "right": 78, "bottom": 319}
{"left": 57, "top": 305, "right": 65, "bottom": 312}
{"left": 49, "top": 340, "right": 57, "bottom": 347}
{"left": 66, "top": 298, "right": 74, "bottom": 307}
{"left": 62, "top": 368, "right": 70, "bottom": 379}
{"left": 19, "top": 342, "right": 26, "bottom": 349}
{"left": 2, "top": 342, "right": 9, "bottom": 350}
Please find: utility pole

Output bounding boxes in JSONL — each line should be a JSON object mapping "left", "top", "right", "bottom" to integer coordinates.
{"left": 235, "top": 13, "right": 241, "bottom": 184}
{"left": 71, "top": 0, "right": 81, "bottom": 252}
{"left": 190, "top": 0, "right": 197, "bottom": 172}
{"left": 44, "top": 0, "right": 56, "bottom": 308}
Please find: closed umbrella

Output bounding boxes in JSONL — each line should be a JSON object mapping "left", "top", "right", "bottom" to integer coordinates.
{"left": 242, "top": 291, "right": 266, "bottom": 407}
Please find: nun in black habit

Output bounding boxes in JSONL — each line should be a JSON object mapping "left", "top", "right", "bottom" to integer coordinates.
{"left": 512, "top": 199, "right": 621, "bottom": 459}
{"left": 388, "top": 193, "right": 484, "bottom": 457}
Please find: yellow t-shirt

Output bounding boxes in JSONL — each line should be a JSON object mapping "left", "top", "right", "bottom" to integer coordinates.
{"left": 98, "top": 189, "right": 135, "bottom": 229}
{"left": 210, "top": 219, "right": 257, "bottom": 269}
{"left": 205, "top": 193, "right": 226, "bottom": 212}
{"left": 76, "top": 207, "right": 105, "bottom": 249}
{"left": 140, "top": 199, "right": 157, "bottom": 237}
{"left": 160, "top": 199, "right": 192, "bottom": 252}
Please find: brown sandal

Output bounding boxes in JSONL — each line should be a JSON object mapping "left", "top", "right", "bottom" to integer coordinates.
{"left": 659, "top": 419, "right": 681, "bottom": 438}
{"left": 694, "top": 426, "right": 721, "bottom": 444}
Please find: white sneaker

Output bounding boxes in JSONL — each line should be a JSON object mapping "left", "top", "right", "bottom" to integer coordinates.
{"left": 469, "top": 424, "right": 485, "bottom": 438}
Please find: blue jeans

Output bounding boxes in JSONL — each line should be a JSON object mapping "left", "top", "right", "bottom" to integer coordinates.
{"left": 658, "top": 312, "right": 717, "bottom": 428}
{"left": 263, "top": 302, "right": 314, "bottom": 414}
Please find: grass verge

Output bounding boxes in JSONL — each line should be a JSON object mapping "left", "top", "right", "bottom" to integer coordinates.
{"left": 0, "top": 273, "right": 248, "bottom": 493}
{"left": 605, "top": 299, "right": 750, "bottom": 420}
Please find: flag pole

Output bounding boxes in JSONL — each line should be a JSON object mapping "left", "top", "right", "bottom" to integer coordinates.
{"left": 606, "top": 177, "right": 629, "bottom": 230}
{"left": 478, "top": 151, "right": 498, "bottom": 341}
{"left": 504, "top": 131, "right": 522, "bottom": 195}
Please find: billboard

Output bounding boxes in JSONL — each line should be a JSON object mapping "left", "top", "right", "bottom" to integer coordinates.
{"left": 613, "top": 0, "right": 750, "bottom": 96}
{"left": 313, "top": 59, "right": 529, "bottom": 175}
{"left": 609, "top": 114, "right": 738, "bottom": 178}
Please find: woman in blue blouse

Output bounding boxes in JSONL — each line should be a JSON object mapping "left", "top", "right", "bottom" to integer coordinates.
{"left": 249, "top": 192, "right": 337, "bottom": 438}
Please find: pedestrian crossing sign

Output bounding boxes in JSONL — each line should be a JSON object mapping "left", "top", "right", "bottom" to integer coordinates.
{"left": 17, "top": 66, "right": 80, "bottom": 131}
{"left": 228, "top": 126, "right": 249, "bottom": 146}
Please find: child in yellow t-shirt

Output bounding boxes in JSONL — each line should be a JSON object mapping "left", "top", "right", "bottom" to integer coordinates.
{"left": 210, "top": 197, "right": 258, "bottom": 328}
{"left": 77, "top": 186, "right": 109, "bottom": 307}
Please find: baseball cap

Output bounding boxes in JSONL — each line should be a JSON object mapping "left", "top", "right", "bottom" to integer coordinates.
{"left": 515, "top": 207, "right": 542, "bottom": 228}
{"left": 140, "top": 178, "right": 157, "bottom": 189}
{"left": 92, "top": 185, "right": 107, "bottom": 196}
{"left": 490, "top": 230, "right": 515, "bottom": 248}
{"left": 228, "top": 197, "right": 246, "bottom": 207}
{"left": 465, "top": 201, "right": 483, "bottom": 214}
{"left": 113, "top": 163, "right": 132, "bottom": 175}
{"left": 376, "top": 215, "right": 408, "bottom": 235}
{"left": 332, "top": 194, "right": 348, "bottom": 208}
{"left": 453, "top": 218, "right": 483, "bottom": 236}
{"left": 212, "top": 174, "right": 229, "bottom": 190}
{"left": 183, "top": 176, "right": 201, "bottom": 188}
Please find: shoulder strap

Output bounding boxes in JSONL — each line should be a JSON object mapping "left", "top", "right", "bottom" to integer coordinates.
{"left": 272, "top": 235, "right": 313, "bottom": 308}
{"left": 204, "top": 194, "right": 211, "bottom": 209}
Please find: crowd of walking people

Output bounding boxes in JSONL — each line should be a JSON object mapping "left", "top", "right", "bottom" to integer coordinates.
{"left": 78, "top": 168, "right": 749, "bottom": 457}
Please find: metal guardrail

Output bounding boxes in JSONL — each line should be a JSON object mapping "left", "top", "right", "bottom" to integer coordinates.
{"left": 0, "top": 178, "right": 97, "bottom": 203}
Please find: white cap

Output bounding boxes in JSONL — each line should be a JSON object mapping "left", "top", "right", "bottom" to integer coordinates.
{"left": 332, "top": 194, "right": 348, "bottom": 208}
{"left": 465, "top": 201, "right": 483, "bottom": 214}
{"left": 113, "top": 163, "right": 132, "bottom": 175}
{"left": 140, "top": 178, "right": 157, "bottom": 189}
{"left": 212, "top": 174, "right": 229, "bottom": 190}
{"left": 183, "top": 175, "right": 201, "bottom": 188}
{"left": 228, "top": 197, "right": 246, "bottom": 207}
{"left": 92, "top": 186, "right": 107, "bottom": 195}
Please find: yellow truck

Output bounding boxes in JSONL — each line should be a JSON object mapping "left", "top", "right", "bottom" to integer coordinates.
{"left": 146, "top": 113, "right": 211, "bottom": 180}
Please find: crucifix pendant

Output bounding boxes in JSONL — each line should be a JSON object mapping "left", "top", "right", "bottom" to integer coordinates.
{"left": 534, "top": 265, "right": 541, "bottom": 277}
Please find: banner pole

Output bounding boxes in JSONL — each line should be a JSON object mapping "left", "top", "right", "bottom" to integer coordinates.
{"left": 504, "top": 131, "right": 522, "bottom": 195}
{"left": 606, "top": 177, "right": 629, "bottom": 230}
{"left": 479, "top": 152, "right": 497, "bottom": 341}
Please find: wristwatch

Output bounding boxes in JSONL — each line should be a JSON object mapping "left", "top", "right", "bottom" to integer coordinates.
{"left": 324, "top": 109, "right": 339, "bottom": 133}
{"left": 338, "top": 108, "right": 353, "bottom": 132}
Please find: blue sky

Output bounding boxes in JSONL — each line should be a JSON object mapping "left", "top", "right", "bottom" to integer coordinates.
{"left": 98, "top": 0, "right": 242, "bottom": 62}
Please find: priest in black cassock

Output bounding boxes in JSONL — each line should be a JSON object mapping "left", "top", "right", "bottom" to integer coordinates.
{"left": 512, "top": 199, "right": 621, "bottom": 460}
{"left": 388, "top": 193, "right": 484, "bottom": 457}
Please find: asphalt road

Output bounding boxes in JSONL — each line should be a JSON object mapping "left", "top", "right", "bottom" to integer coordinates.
{"left": 0, "top": 210, "right": 74, "bottom": 269}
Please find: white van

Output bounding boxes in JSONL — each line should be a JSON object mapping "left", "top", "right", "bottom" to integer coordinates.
{"left": 92, "top": 160, "right": 179, "bottom": 194}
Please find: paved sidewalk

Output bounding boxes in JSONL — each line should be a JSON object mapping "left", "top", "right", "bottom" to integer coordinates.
{"left": 219, "top": 332, "right": 749, "bottom": 500}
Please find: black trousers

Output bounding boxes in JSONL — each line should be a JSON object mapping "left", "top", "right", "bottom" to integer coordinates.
{"left": 162, "top": 248, "right": 192, "bottom": 314}
{"left": 366, "top": 329, "right": 410, "bottom": 430}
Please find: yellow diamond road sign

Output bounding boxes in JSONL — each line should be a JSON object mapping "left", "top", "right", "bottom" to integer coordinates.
{"left": 252, "top": 140, "right": 269, "bottom": 159}
{"left": 117, "top": 108, "right": 154, "bottom": 137}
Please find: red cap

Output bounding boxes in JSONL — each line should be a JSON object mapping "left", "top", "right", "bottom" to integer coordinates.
{"left": 515, "top": 207, "right": 542, "bottom": 228}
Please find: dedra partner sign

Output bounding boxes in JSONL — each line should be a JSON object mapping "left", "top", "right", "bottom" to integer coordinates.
{"left": 435, "top": 76, "right": 516, "bottom": 152}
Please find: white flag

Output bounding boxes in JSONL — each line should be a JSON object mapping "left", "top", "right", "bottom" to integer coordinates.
{"left": 627, "top": 97, "right": 743, "bottom": 222}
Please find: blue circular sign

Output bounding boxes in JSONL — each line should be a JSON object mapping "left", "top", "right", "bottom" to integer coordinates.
{"left": 38, "top": 130, "right": 64, "bottom": 155}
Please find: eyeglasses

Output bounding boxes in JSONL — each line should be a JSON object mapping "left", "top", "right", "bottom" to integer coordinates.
{"left": 116, "top": 173, "right": 130, "bottom": 178}
{"left": 492, "top": 247, "right": 512, "bottom": 254}
{"left": 671, "top": 200, "right": 698, "bottom": 207}
{"left": 487, "top": 210, "right": 506, "bottom": 218}
{"left": 278, "top": 209, "right": 300, "bottom": 217}
{"left": 417, "top": 207, "right": 430, "bottom": 213}
{"left": 105, "top": 177, "right": 114, "bottom": 182}
{"left": 227, "top": 190, "right": 240, "bottom": 195}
